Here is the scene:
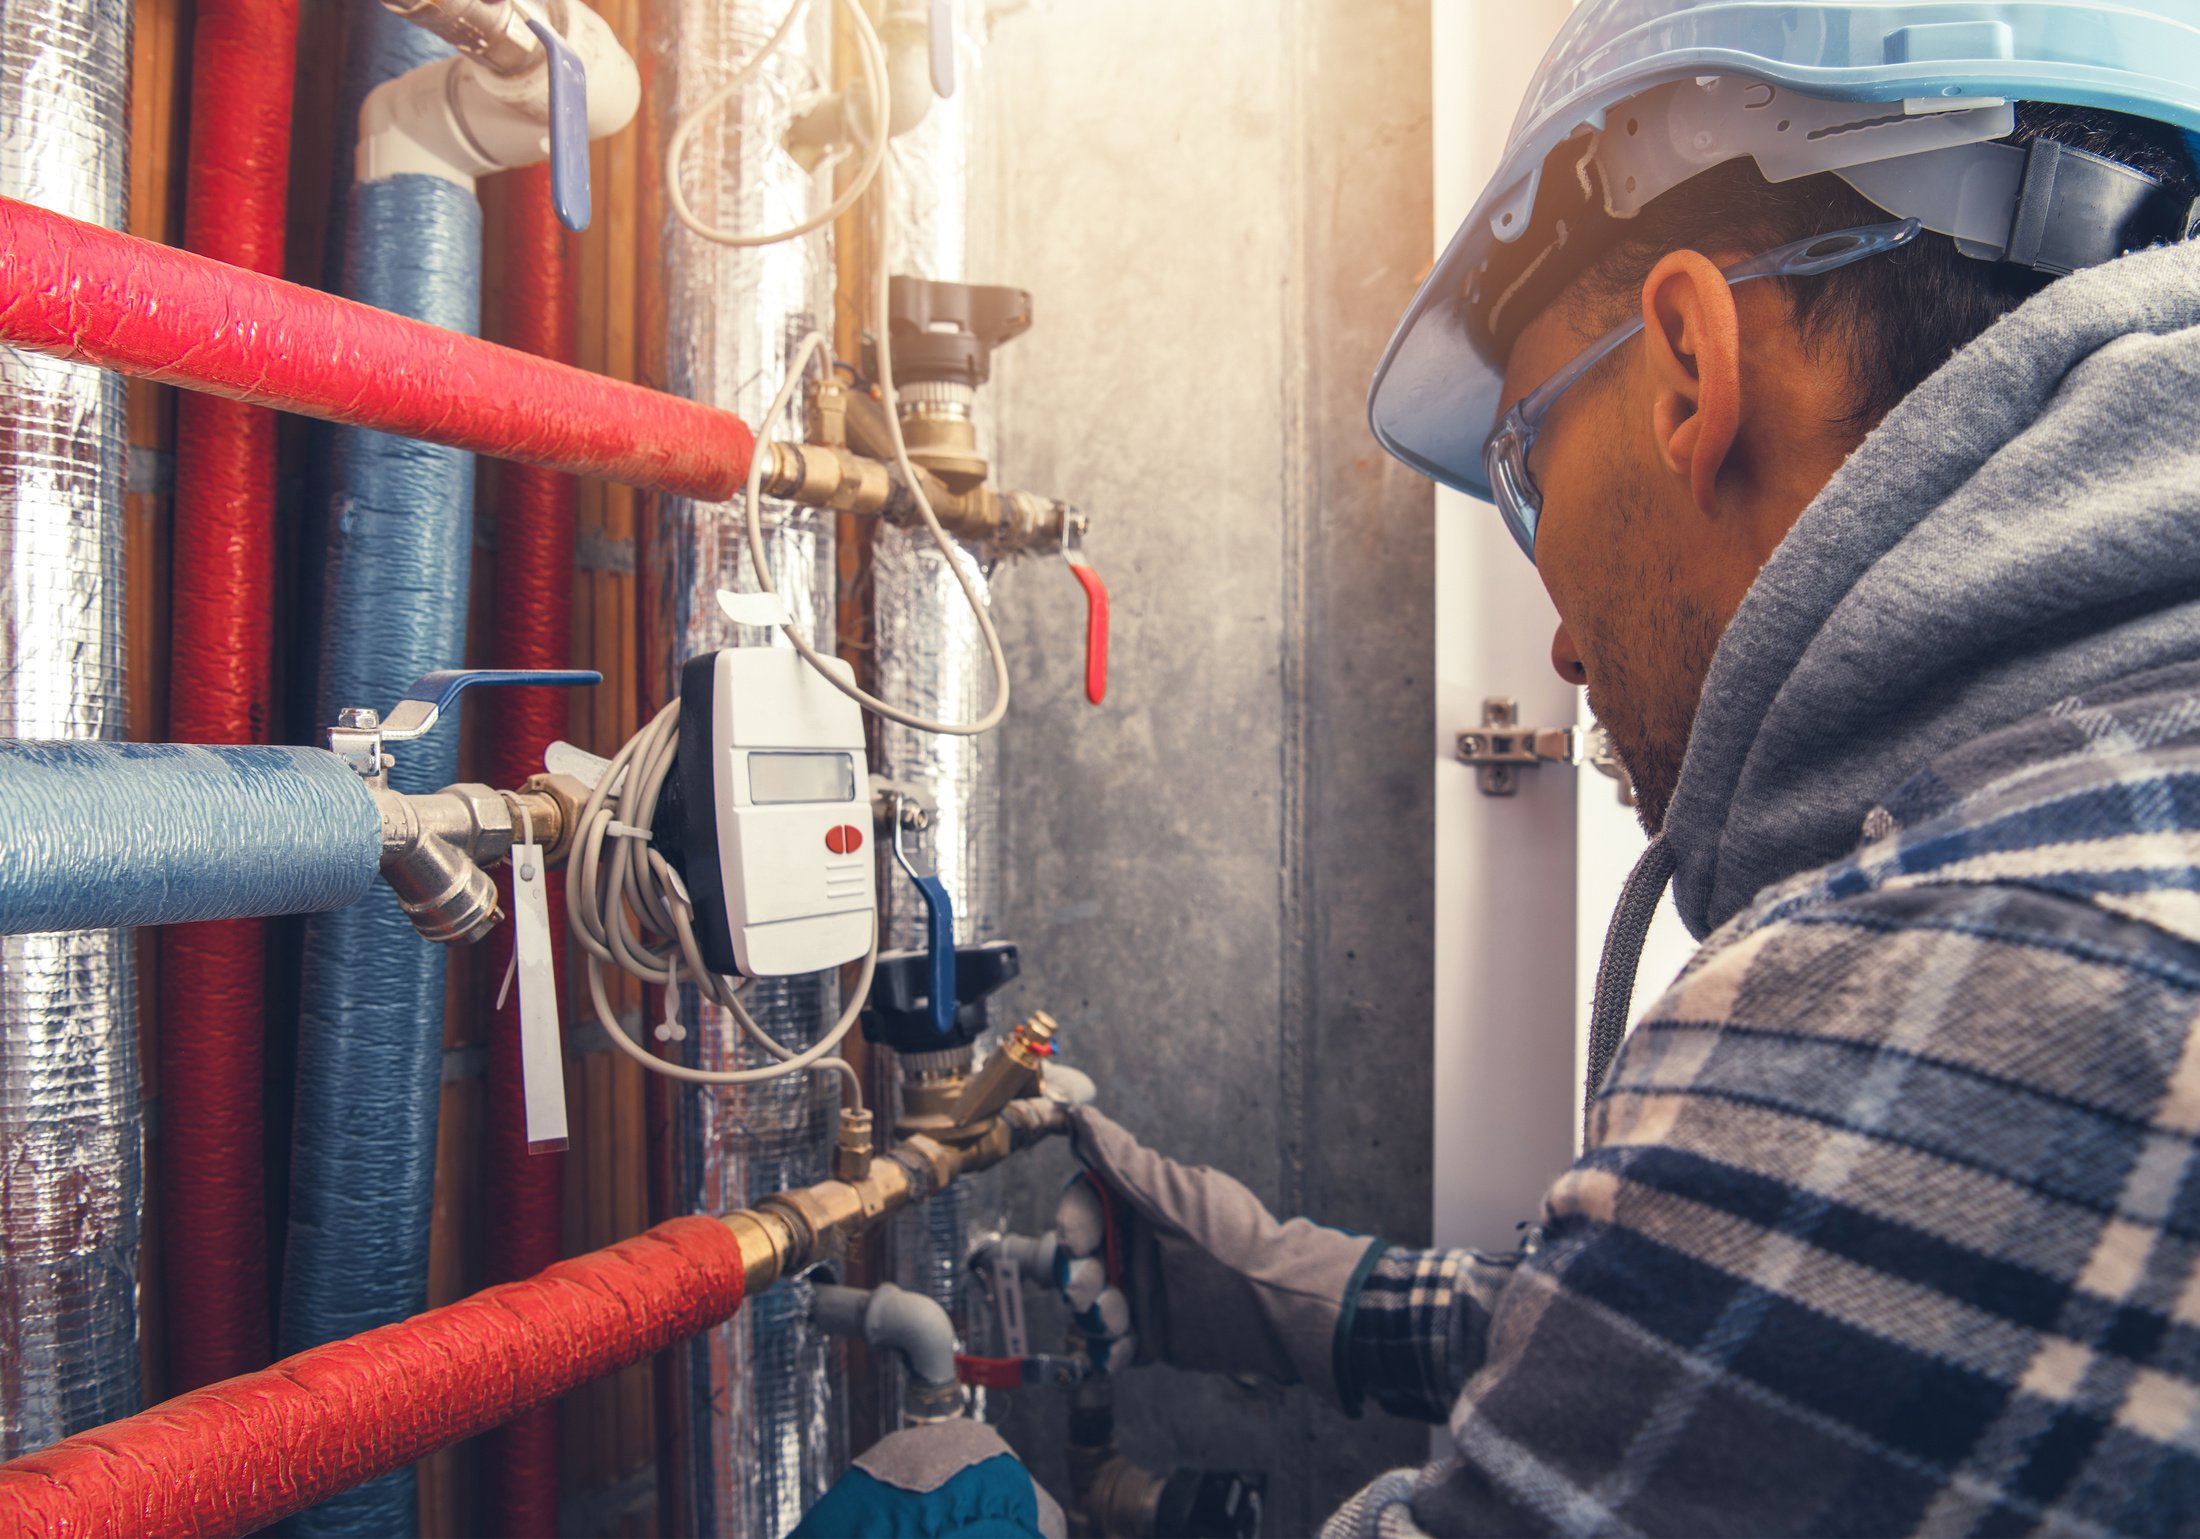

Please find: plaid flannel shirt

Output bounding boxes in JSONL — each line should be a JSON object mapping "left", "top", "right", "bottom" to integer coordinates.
{"left": 1335, "top": 661, "right": 2200, "bottom": 1536}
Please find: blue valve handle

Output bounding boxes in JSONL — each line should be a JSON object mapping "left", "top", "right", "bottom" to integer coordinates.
{"left": 401, "top": 668, "right": 602, "bottom": 715}
{"left": 525, "top": 18, "right": 592, "bottom": 232}
{"left": 891, "top": 810, "right": 959, "bottom": 1039}
{"left": 378, "top": 668, "right": 601, "bottom": 745}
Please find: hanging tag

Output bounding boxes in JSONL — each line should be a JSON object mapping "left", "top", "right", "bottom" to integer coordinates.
{"left": 717, "top": 588, "right": 794, "bottom": 630}
{"left": 545, "top": 738, "right": 623, "bottom": 793}
{"left": 511, "top": 845, "right": 571, "bottom": 1153}
{"left": 994, "top": 1253, "right": 1028, "bottom": 1358}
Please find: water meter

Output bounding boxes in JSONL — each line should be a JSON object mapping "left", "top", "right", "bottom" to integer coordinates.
{"left": 673, "top": 647, "right": 876, "bottom": 977}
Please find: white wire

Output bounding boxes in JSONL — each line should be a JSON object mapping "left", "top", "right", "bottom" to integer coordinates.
{"left": 565, "top": 699, "right": 871, "bottom": 1105}
{"left": 743, "top": 312, "right": 1014, "bottom": 734}
{"left": 665, "top": 0, "right": 891, "bottom": 250}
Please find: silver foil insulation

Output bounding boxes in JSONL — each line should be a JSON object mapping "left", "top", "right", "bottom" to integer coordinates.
{"left": 644, "top": 2, "right": 843, "bottom": 1533}
{"left": 874, "top": 12, "right": 1007, "bottom": 1392}
{"left": 0, "top": 0, "right": 140, "bottom": 1458}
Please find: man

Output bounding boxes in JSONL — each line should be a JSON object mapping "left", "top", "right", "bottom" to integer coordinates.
{"left": 805, "top": 3, "right": 2200, "bottom": 1532}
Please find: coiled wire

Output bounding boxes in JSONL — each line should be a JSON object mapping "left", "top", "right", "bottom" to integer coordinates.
{"left": 564, "top": 698, "right": 871, "bottom": 1105}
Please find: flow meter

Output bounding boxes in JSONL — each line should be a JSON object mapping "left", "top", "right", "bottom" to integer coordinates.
{"left": 671, "top": 646, "right": 876, "bottom": 978}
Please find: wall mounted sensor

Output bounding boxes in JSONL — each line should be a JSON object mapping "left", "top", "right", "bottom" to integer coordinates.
{"left": 673, "top": 647, "right": 875, "bottom": 977}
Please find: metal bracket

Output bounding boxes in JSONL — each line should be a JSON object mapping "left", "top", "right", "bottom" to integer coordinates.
{"left": 1456, "top": 697, "right": 1634, "bottom": 804}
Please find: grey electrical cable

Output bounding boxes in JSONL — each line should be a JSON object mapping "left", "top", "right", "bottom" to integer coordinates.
{"left": 664, "top": 0, "right": 890, "bottom": 250}
{"left": 565, "top": 698, "right": 870, "bottom": 1105}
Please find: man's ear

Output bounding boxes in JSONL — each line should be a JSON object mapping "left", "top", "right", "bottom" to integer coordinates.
{"left": 1639, "top": 250, "right": 1741, "bottom": 517}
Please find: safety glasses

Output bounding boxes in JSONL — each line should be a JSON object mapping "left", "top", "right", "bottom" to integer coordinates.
{"left": 1482, "top": 217, "right": 1922, "bottom": 562}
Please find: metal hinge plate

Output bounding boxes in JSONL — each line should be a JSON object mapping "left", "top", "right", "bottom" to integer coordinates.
{"left": 1456, "top": 697, "right": 1635, "bottom": 804}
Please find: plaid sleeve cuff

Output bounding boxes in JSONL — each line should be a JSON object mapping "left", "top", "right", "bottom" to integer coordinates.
{"left": 1343, "top": 1245, "right": 1514, "bottom": 1423}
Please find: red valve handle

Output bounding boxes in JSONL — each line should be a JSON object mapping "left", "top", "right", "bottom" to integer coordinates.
{"left": 1066, "top": 556, "right": 1109, "bottom": 705}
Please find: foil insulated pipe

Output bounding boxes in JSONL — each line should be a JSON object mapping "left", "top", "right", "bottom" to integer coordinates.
{"left": 160, "top": 0, "right": 300, "bottom": 1395}
{"left": 0, "top": 0, "right": 139, "bottom": 1461}
{"left": 479, "top": 162, "right": 574, "bottom": 1539}
{"left": 0, "top": 743, "right": 382, "bottom": 932}
{"left": 0, "top": 196, "right": 754, "bottom": 500}
{"left": 280, "top": 18, "right": 480, "bottom": 1535}
{"left": 873, "top": 6, "right": 1005, "bottom": 1388}
{"left": 0, "top": 1216, "right": 751, "bottom": 1539}
{"left": 644, "top": 3, "right": 843, "bottom": 1531}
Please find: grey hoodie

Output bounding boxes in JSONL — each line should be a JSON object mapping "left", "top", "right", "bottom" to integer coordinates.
{"left": 1662, "top": 237, "right": 2200, "bottom": 940}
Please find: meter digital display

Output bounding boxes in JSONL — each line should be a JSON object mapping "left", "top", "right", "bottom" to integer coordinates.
{"left": 748, "top": 751, "right": 857, "bottom": 805}
{"left": 675, "top": 648, "right": 876, "bottom": 978}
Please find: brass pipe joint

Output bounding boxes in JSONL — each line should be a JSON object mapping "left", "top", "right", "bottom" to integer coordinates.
{"left": 759, "top": 438, "right": 1076, "bottom": 556}
{"left": 723, "top": 1097, "right": 1068, "bottom": 1296}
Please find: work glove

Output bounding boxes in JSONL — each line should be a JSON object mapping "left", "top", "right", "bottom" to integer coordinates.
{"left": 1055, "top": 1105, "right": 1387, "bottom": 1408}
{"left": 791, "top": 1419, "right": 1067, "bottom": 1539}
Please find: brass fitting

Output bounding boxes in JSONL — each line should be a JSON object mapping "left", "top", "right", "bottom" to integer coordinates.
{"left": 1083, "top": 1456, "right": 1168, "bottom": 1539}
{"left": 806, "top": 372, "right": 850, "bottom": 448}
{"left": 727, "top": 1099, "right": 1064, "bottom": 1290}
{"left": 834, "top": 1107, "right": 875, "bottom": 1182}
{"left": 507, "top": 772, "right": 590, "bottom": 865}
{"left": 947, "top": 1013, "right": 1059, "bottom": 1129}
{"left": 761, "top": 440, "right": 895, "bottom": 516}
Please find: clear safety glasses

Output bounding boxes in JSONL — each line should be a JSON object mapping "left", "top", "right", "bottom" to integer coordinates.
{"left": 1481, "top": 217, "right": 1922, "bottom": 562}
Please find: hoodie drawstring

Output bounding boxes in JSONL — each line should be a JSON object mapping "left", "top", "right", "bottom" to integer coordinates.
{"left": 1584, "top": 834, "right": 1676, "bottom": 1142}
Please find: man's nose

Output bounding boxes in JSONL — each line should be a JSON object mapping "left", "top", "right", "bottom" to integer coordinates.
{"left": 1551, "top": 623, "right": 1588, "bottom": 686}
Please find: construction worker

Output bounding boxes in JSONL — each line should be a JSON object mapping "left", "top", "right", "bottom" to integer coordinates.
{"left": 802, "top": 4, "right": 2200, "bottom": 1532}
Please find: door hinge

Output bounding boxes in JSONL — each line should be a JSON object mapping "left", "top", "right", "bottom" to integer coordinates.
{"left": 1456, "top": 697, "right": 1634, "bottom": 804}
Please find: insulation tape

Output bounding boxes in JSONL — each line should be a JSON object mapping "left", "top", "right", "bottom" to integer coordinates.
{"left": 0, "top": 1216, "right": 748, "bottom": 1539}
{"left": 480, "top": 161, "right": 577, "bottom": 1539}
{"left": 0, "top": 195, "right": 753, "bottom": 500}
{"left": 160, "top": 0, "right": 299, "bottom": 1396}
{"left": 0, "top": 742, "right": 381, "bottom": 932}
{"left": 283, "top": 66, "right": 481, "bottom": 1531}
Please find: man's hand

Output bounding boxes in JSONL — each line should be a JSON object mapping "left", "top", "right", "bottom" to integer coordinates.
{"left": 1054, "top": 1106, "right": 1387, "bottom": 1405}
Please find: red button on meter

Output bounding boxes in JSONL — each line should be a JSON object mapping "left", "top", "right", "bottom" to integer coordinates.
{"left": 826, "top": 825, "right": 864, "bottom": 856}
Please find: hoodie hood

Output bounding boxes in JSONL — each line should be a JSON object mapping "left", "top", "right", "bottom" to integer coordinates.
{"left": 1663, "top": 238, "right": 2200, "bottom": 940}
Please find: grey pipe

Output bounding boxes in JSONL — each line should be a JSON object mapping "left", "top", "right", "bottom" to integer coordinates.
{"left": 812, "top": 1281, "right": 962, "bottom": 1425}
{"left": 0, "top": 743, "right": 383, "bottom": 934}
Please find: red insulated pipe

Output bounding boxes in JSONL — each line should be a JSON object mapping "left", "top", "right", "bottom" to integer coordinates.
{"left": 481, "top": 163, "right": 575, "bottom": 1538}
{"left": 0, "top": 1215, "right": 747, "bottom": 1539}
{"left": 158, "top": 0, "right": 298, "bottom": 1396}
{"left": 0, "top": 196, "right": 752, "bottom": 499}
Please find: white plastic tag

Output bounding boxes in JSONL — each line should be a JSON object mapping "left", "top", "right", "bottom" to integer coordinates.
{"left": 995, "top": 1254, "right": 1028, "bottom": 1358}
{"left": 716, "top": 588, "right": 794, "bottom": 629}
{"left": 511, "top": 844, "right": 570, "bottom": 1153}
{"left": 545, "top": 738, "right": 623, "bottom": 793}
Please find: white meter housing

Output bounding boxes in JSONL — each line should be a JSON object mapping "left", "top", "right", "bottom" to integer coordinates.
{"left": 675, "top": 648, "right": 875, "bottom": 978}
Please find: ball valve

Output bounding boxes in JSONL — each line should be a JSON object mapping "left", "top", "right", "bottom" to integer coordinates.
{"left": 367, "top": 0, "right": 639, "bottom": 230}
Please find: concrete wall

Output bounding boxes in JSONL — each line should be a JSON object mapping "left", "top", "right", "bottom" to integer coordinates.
{"left": 968, "top": 0, "right": 1438, "bottom": 1527}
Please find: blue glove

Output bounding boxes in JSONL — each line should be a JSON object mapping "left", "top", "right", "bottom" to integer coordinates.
{"left": 792, "top": 1420, "right": 1066, "bottom": 1539}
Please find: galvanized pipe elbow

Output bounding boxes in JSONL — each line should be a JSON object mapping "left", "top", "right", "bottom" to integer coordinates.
{"left": 373, "top": 782, "right": 514, "bottom": 944}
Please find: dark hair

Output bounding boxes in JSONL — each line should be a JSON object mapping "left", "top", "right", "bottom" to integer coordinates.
{"left": 1565, "top": 105, "right": 2200, "bottom": 430}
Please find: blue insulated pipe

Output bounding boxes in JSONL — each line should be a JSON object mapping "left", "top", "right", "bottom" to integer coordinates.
{"left": 0, "top": 743, "right": 380, "bottom": 933}
{"left": 278, "top": 14, "right": 480, "bottom": 1536}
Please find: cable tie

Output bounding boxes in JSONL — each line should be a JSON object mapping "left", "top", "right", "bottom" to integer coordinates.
{"left": 656, "top": 959, "right": 688, "bottom": 1043}
{"left": 606, "top": 820, "right": 653, "bottom": 841}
